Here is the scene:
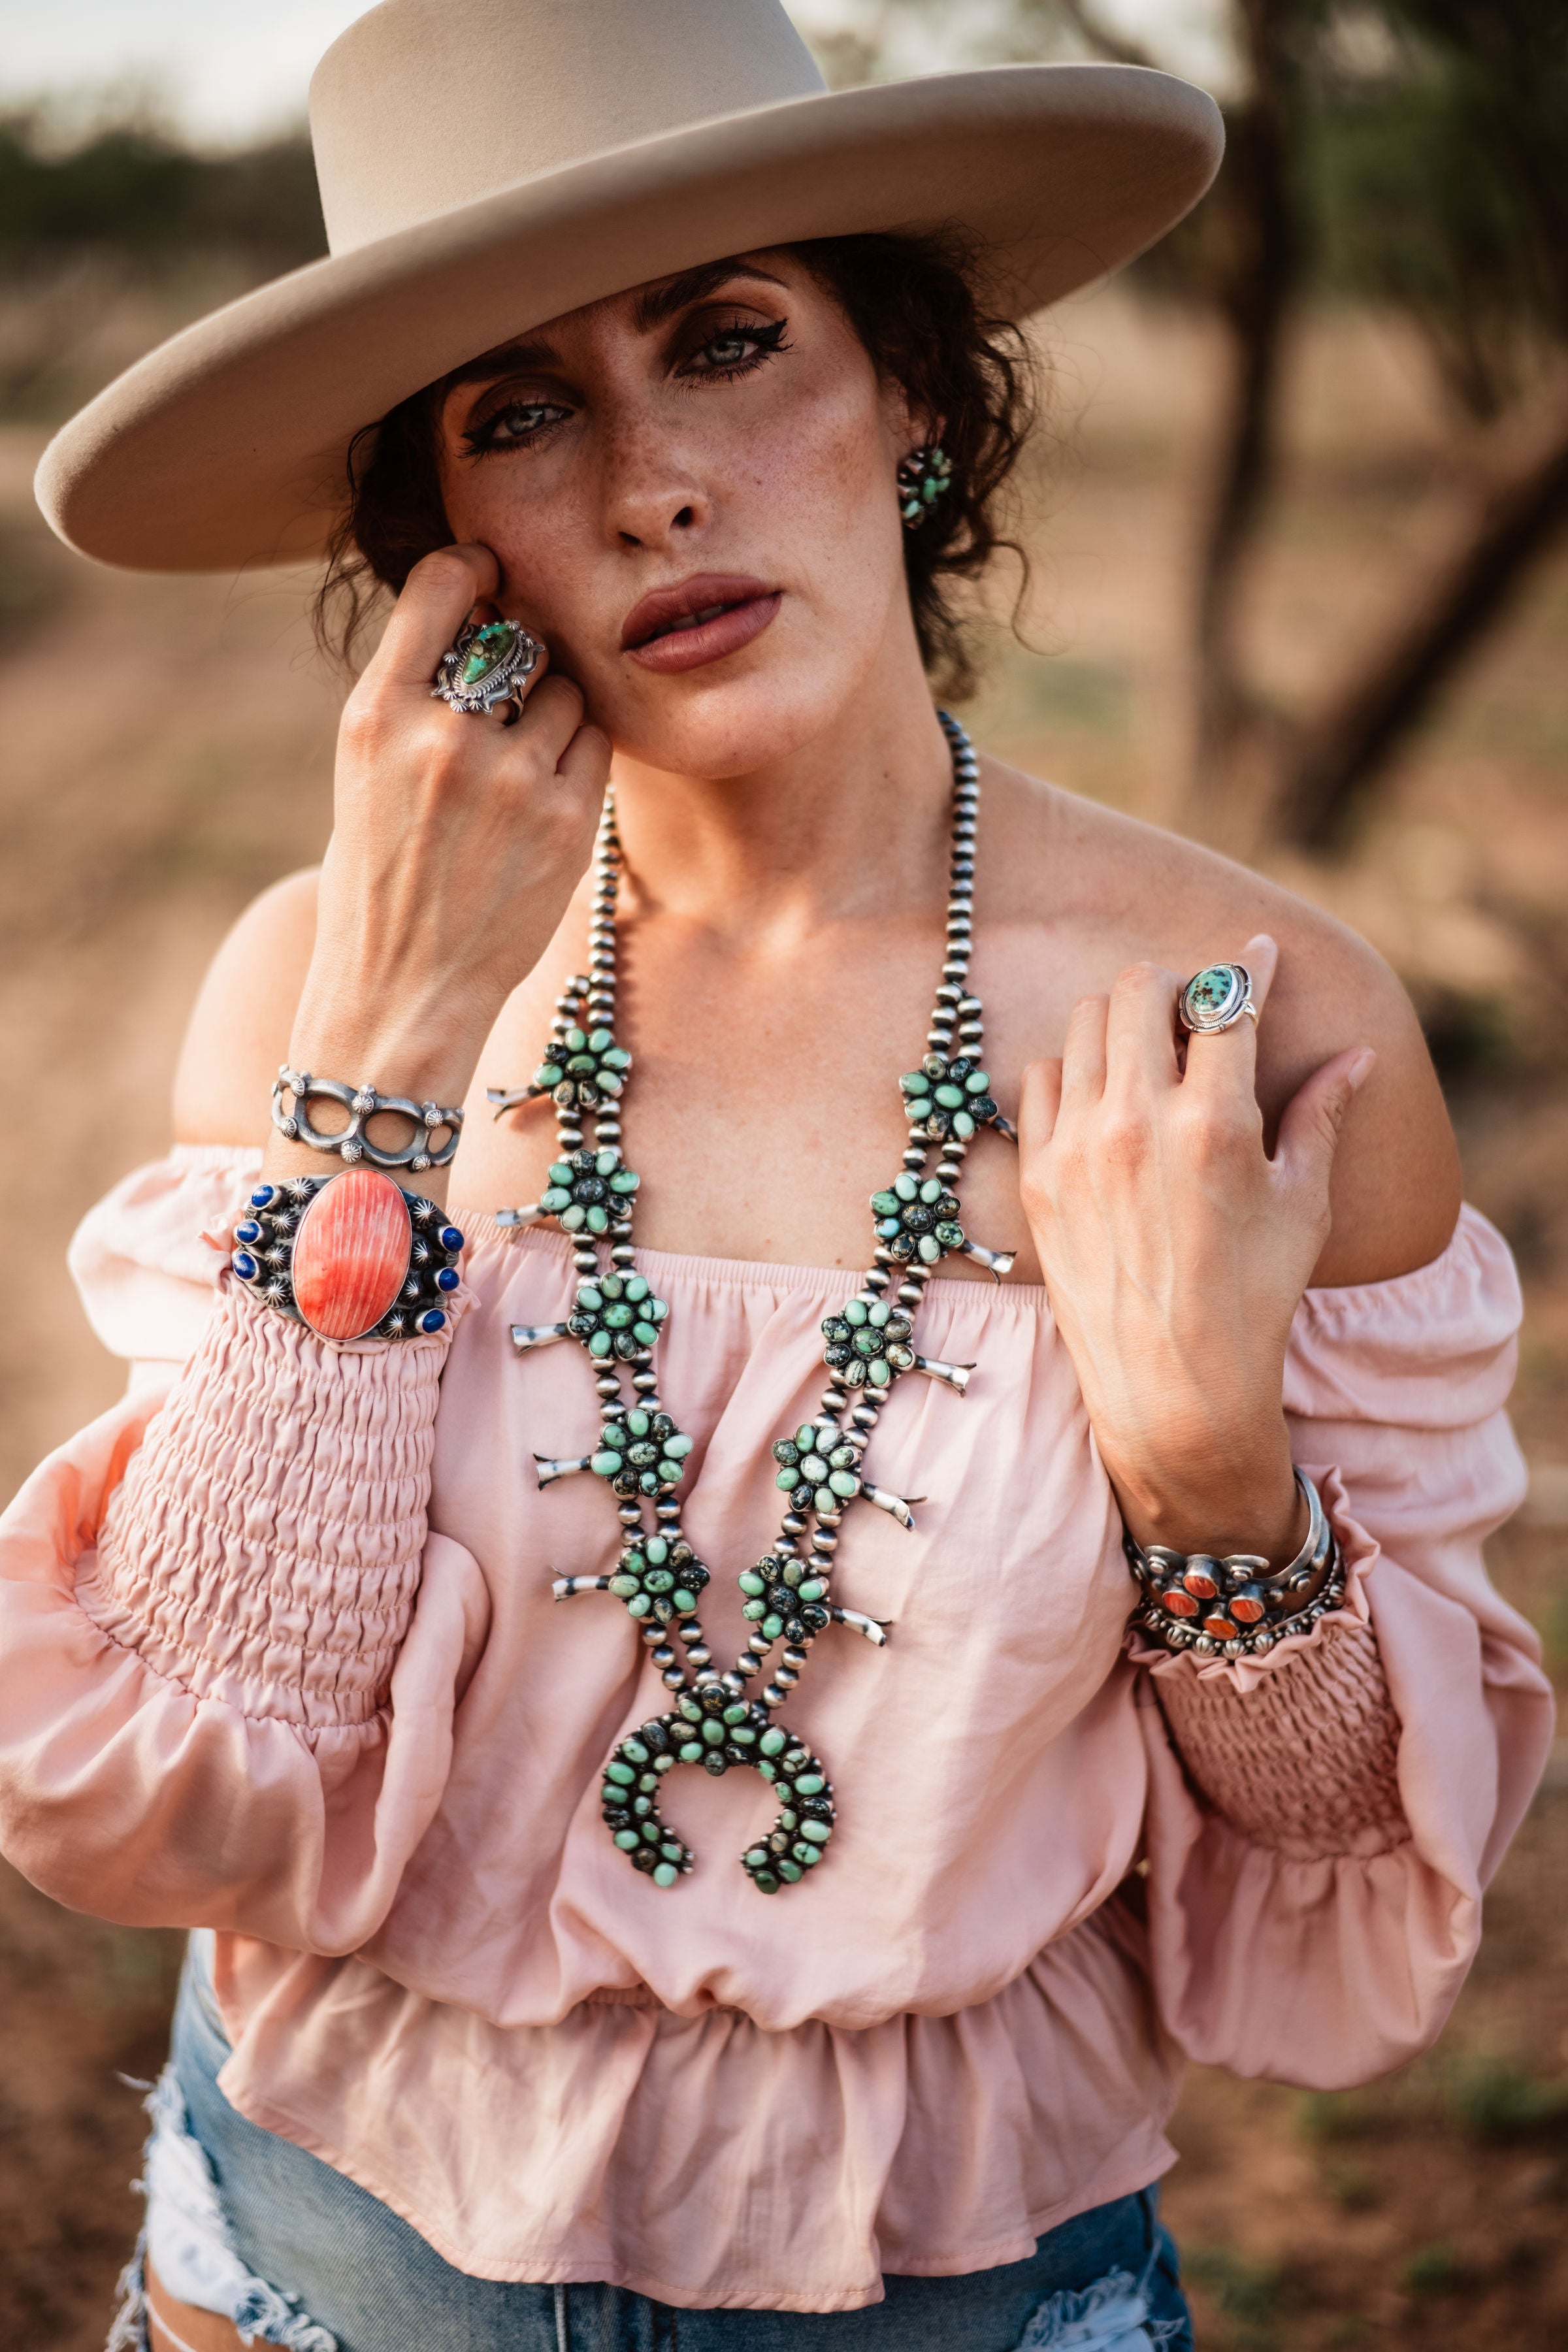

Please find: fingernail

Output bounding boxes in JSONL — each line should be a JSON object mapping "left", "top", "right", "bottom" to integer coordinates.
{"left": 1348, "top": 1049, "right": 1377, "bottom": 1089}
{"left": 1243, "top": 932, "right": 1274, "bottom": 953}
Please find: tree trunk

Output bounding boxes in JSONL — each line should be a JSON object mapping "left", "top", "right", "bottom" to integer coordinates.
{"left": 1184, "top": 0, "right": 1297, "bottom": 847}
{"left": 1278, "top": 410, "right": 1568, "bottom": 847}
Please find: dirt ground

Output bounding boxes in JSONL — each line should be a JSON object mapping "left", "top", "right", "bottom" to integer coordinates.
{"left": 0, "top": 287, "right": 1564, "bottom": 2350}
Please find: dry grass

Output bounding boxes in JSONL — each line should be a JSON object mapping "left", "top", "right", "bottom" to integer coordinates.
{"left": 0, "top": 285, "right": 1563, "bottom": 2348}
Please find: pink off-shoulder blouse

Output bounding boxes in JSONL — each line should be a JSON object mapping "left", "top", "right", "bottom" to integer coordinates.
{"left": 0, "top": 1147, "right": 1553, "bottom": 2312}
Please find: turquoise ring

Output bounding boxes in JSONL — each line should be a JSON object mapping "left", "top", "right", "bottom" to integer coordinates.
{"left": 432, "top": 616, "right": 542, "bottom": 721}
{"left": 1178, "top": 962, "right": 1257, "bottom": 1034}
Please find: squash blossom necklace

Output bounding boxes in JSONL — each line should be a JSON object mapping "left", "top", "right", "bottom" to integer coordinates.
{"left": 492, "top": 712, "right": 1015, "bottom": 1895}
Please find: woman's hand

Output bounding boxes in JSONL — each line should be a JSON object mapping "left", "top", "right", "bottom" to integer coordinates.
{"left": 268, "top": 544, "right": 609, "bottom": 1181}
{"left": 1017, "top": 936, "right": 1375, "bottom": 1565}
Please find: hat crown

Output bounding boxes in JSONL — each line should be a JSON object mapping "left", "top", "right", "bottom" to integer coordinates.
{"left": 310, "top": 0, "right": 826, "bottom": 254}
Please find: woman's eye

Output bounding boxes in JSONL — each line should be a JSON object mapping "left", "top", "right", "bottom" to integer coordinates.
{"left": 464, "top": 399, "right": 569, "bottom": 455}
{"left": 683, "top": 318, "right": 790, "bottom": 378}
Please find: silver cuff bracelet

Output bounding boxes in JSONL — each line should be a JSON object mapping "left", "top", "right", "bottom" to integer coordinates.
{"left": 1124, "top": 1466, "right": 1343, "bottom": 1659}
{"left": 272, "top": 1066, "right": 464, "bottom": 1171}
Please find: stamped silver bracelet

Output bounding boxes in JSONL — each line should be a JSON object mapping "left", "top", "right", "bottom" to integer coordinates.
{"left": 1124, "top": 1466, "right": 1344, "bottom": 1659}
{"left": 271, "top": 1066, "right": 464, "bottom": 1172}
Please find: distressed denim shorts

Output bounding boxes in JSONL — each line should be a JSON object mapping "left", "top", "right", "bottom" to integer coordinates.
{"left": 113, "top": 1937, "right": 1194, "bottom": 2352}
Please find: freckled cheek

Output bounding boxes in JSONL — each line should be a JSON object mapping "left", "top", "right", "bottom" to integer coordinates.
{"left": 446, "top": 476, "right": 617, "bottom": 670}
{"left": 739, "top": 395, "right": 895, "bottom": 615}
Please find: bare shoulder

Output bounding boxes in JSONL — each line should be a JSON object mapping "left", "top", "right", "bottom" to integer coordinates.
{"left": 984, "top": 761, "right": 1463, "bottom": 1286}
{"left": 172, "top": 868, "right": 321, "bottom": 1147}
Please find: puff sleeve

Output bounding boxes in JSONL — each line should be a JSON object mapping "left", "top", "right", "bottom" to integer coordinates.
{"left": 0, "top": 1153, "right": 489, "bottom": 1952}
{"left": 1136, "top": 1205, "right": 1555, "bottom": 2086}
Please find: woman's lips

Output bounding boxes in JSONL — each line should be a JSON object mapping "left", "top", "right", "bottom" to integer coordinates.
{"left": 621, "top": 575, "right": 781, "bottom": 674}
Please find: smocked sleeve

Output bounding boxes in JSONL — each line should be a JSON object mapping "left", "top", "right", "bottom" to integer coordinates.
{"left": 0, "top": 1156, "right": 488, "bottom": 1951}
{"left": 1134, "top": 1204, "right": 1555, "bottom": 2087}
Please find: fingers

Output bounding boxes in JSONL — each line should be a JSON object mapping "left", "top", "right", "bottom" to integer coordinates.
{"left": 373, "top": 544, "right": 502, "bottom": 687}
{"left": 1018, "top": 1057, "right": 1064, "bottom": 1152}
{"left": 1103, "top": 961, "right": 1181, "bottom": 1094}
{"left": 1181, "top": 932, "right": 1275, "bottom": 1105}
{"left": 1059, "top": 993, "right": 1109, "bottom": 1108}
{"left": 557, "top": 720, "right": 612, "bottom": 792}
{"left": 511, "top": 672, "right": 588, "bottom": 766}
{"left": 1275, "top": 1045, "right": 1376, "bottom": 1195}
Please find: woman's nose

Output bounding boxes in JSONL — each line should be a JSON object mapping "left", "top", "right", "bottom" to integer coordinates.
{"left": 603, "top": 438, "right": 711, "bottom": 549}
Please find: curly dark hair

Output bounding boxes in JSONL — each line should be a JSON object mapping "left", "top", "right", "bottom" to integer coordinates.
{"left": 315, "top": 228, "right": 1037, "bottom": 701}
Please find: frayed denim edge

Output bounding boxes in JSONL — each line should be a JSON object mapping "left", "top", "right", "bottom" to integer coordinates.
{"left": 105, "top": 2068, "right": 338, "bottom": 2352}
{"left": 1015, "top": 2259, "right": 1183, "bottom": 2351}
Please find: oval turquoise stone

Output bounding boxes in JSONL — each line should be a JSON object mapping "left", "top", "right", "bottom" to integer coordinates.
{"left": 679, "top": 1742, "right": 703, "bottom": 1762}
{"left": 460, "top": 620, "right": 516, "bottom": 683}
{"left": 613, "top": 1829, "right": 640, "bottom": 1850}
{"left": 801, "top": 1820, "right": 832, "bottom": 1844}
{"left": 795, "top": 1773, "right": 825, "bottom": 1796}
{"left": 760, "top": 1728, "right": 786, "bottom": 1756}
{"left": 653, "top": 1863, "right": 679, "bottom": 1887}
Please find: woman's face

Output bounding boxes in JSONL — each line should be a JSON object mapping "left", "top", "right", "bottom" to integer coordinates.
{"left": 435, "top": 252, "right": 919, "bottom": 775}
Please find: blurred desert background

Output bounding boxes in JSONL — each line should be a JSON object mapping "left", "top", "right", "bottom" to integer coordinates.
{"left": 1, "top": 2, "right": 1565, "bottom": 2346}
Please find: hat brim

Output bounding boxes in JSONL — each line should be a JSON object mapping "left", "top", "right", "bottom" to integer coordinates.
{"left": 36, "top": 63, "right": 1221, "bottom": 574}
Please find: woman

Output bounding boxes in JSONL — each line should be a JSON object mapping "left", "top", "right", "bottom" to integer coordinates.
{"left": 7, "top": 3, "right": 1554, "bottom": 2348}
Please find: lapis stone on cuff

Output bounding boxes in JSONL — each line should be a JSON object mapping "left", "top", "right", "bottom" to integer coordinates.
{"left": 436, "top": 1266, "right": 461, "bottom": 1291}
{"left": 232, "top": 1250, "right": 257, "bottom": 1281}
{"left": 438, "top": 1225, "right": 465, "bottom": 1252}
{"left": 418, "top": 1309, "right": 447, "bottom": 1334}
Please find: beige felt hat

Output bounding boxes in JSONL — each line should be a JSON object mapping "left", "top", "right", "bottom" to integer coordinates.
{"left": 35, "top": 0, "right": 1222, "bottom": 575}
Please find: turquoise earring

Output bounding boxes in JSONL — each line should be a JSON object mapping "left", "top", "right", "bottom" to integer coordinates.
{"left": 897, "top": 446, "right": 955, "bottom": 530}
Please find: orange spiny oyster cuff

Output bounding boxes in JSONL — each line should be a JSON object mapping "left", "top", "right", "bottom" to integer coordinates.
{"left": 1124, "top": 1468, "right": 1342, "bottom": 1661}
{"left": 231, "top": 1168, "right": 464, "bottom": 1341}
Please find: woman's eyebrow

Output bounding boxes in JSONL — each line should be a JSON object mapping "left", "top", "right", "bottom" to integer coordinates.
{"left": 631, "top": 260, "right": 789, "bottom": 331}
{"left": 442, "top": 338, "right": 563, "bottom": 394}
{"left": 441, "top": 261, "right": 789, "bottom": 398}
